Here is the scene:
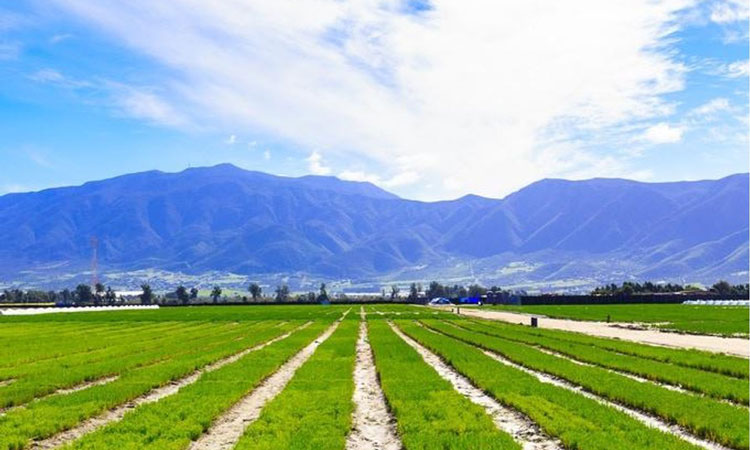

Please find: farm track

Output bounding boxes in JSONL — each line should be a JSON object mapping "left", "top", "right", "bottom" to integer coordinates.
{"left": 390, "top": 321, "right": 562, "bottom": 450}
{"left": 189, "top": 312, "right": 349, "bottom": 450}
{"left": 422, "top": 322, "right": 731, "bottom": 450}
{"left": 346, "top": 311, "right": 401, "bottom": 450}
{"left": 455, "top": 309, "right": 750, "bottom": 357}
{"left": 29, "top": 321, "right": 312, "bottom": 450}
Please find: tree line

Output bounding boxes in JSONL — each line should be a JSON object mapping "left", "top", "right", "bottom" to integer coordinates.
{"left": 591, "top": 280, "right": 749, "bottom": 297}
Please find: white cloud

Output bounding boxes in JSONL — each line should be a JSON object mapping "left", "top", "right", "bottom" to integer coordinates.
{"left": 640, "top": 122, "right": 684, "bottom": 144}
{"left": 710, "top": 0, "right": 749, "bottom": 23}
{"left": 225, "top": 134, "right": 237, "bottom": 145}
{"left": 49, "top": 0, "right": 695, "bottom": 199}
{"left": 306, "top": 151, "right": 331, "bottom": 175}
{"left": 339, "top": 170, "right": 380, "bottom": 184}
{"left": 107, "top": 82, "right": 189, "bottom": 127}
{"left": 722, "top": 60, "right": 750, "bottom": 78}
{"left": 263, "top": 149, "right": 271, "bottom": 160}
{"left": 689, "top": 98, "right": 731, "bottom": 117}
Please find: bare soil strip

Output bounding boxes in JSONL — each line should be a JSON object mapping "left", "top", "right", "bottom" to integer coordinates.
{"left": 189, "top": 314, "right": 349, "bottom": 450}
{"left": 478, "top": 348, "right": 730, "bottom": 450}
{"left": 30, "top": 322, "right": 311, "bottom": 450}
{"left": 53, "top": 375, "right": 120, "bottom": 396}
{"left": 346, "top": 313, "right": 401, "bottom": 450}
{"left": 389, "top": 322, "right": 561, "bottom": 450}
{"left": 454, "top": 309, "right": 749, "bottom": 358}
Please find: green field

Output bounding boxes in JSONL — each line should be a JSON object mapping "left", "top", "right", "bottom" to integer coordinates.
{"left": 0, "top": 304, "right": 747, "bottom": 449}
{"left": 481, "top": 304, "right": 750, "bottom": 336}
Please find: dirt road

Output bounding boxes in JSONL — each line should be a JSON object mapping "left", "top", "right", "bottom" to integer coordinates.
{"left": 451, "top": 308, "right": 750, "bottom": 358}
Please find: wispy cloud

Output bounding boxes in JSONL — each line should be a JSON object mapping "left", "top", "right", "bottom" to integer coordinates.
{"left": 50, "top": 33, "right": 73, "bottom": 44}
{"left": 709, "top": 0, "right": 749, "bottom": 23}
{"left": 105, "top": 82, "right": 190, "bottom": 128}
{"left": 47, "top": 0, "right": 699, "bottom": 198}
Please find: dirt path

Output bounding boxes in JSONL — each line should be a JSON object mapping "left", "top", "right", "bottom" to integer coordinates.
{"left": 390, "top": 322, "right": 561, "bottom": 450}
{"left": 454, "top": 308, "right": 750, "bottom": 358}
{"left": 346, "top": 312, "right": 401, "bottom": 450}
{"left": 189, "top": 315, "right": 347, "bottom": 450}
{"left": 30, "top": 322, "right": 311, "bottom": 450}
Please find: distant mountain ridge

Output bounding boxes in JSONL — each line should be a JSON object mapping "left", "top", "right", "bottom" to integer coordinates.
{"left": 0, "top": 164, "right": 746, "bottom": 289}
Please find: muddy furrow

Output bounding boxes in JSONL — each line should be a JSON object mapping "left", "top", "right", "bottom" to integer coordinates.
{"left": 346, "top": 312, "right": 401, "bottom": 450}
{"left": 189, "top": 313, "right": 349, "bottom": 450}
{"left": 30, "top": 322, "right": 312, "bottom": 450}
{"left": 389, "top": 322, "right": 561, "bottom": 450}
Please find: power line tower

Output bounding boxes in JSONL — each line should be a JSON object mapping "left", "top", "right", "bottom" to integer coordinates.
{"left": 90, "top": 236, "right": 99, "bottom": 288}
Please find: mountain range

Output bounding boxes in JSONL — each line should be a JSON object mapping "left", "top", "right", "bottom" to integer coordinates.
{"left": 0, "top": 164, "right": 747, "bottom": 291}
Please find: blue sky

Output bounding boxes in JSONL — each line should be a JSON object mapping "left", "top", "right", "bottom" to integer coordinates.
{"left": 0, "top": 0, "right": 747, "bottom": 200}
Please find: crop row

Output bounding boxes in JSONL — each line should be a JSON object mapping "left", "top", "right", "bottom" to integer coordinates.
{"left": 0, "top": 321, "right": 244, "bottom": 408}
{"left": 235, "top": 319, "right": 359, "bottom": 449}
{"left": 0, "top": 320, "right": 303, "bottom": 450}
{"left": 368, "top": 320, "right": 520, "bottom": 449}
{"left": 66, "top": 321, "right": 332, "bottom": 449}
{"left": 421, "top": 319, "right": 749, "bottom": 449}
{"left": 455, "top": 319, "right": 748, "bottom": 404}
{"left": 0, "top": 322, "right": 183, "bottom": 368}
{"left": 0, "top": 305, "right": 355, "bottom": 323}
{"left": 464, "top": 317, "right": 748, "bottom": 379}
{"left": 394, "top": 320, "right": 699, "bottom": 450}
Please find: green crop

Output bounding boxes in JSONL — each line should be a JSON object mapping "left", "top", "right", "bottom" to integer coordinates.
{"left": 454, "top": 319, "right": 748, "bottom": 404}
{"left": 0, "top": 321, "right": 302, "bottom": 450}
{"left": 368, "top": 320, "right": 520, "bottom": 449}
{"left": 395, "top": 320, "right": 700, "bottom": 450}
{"left": 65, "top": 321, "right": 332, "bottom": 450}
{"left": 467, "top": 317, "right": 749, "bottom": 379}
{"left": 420, "top": 320, "right": 749, "bottom": 449}
{"left": 236, "top": 319, "right": 359, "bottom": 449}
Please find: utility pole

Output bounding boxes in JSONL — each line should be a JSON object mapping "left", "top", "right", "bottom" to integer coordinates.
{"left": 90, "top": 236, "right": 99, "bottom": 288}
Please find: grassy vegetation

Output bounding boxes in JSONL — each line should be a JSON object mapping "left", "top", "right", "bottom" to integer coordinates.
{"left": 2, "top": 305, "right": 747, "bottom": 450}
{"left": 0, "top": 305, "right": 354, "bottom": 323}
{"left": 0, "top": 322, "right": 168, "bottom": 368}
{"left": 454, "top": 320, "right": 749, "bottom": 404}
{"left": 395, "top": 320, "right": 700, "bottom": 450}
{"left": 422, "top": 319, "right": 749, "bottom": 449}
{"left": 0, "top": 322, "right": 236, "bottom": 407}
{"left": 466, "top": 318, "right": 749, "bottom": 379}
{"left": 368, "top": 320, "right": 521, "bottom": 449}
{"left": 66, "top": 321, "right": 331, "bottom": 450}
{"left": 235, "top": 319, "right": 358, "bottom": 449}
{"left": 0, "top": 321, "right": 302, "bottom": 450}
{"left": 483, "top": 304, "right": 749, "bottom": 336}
